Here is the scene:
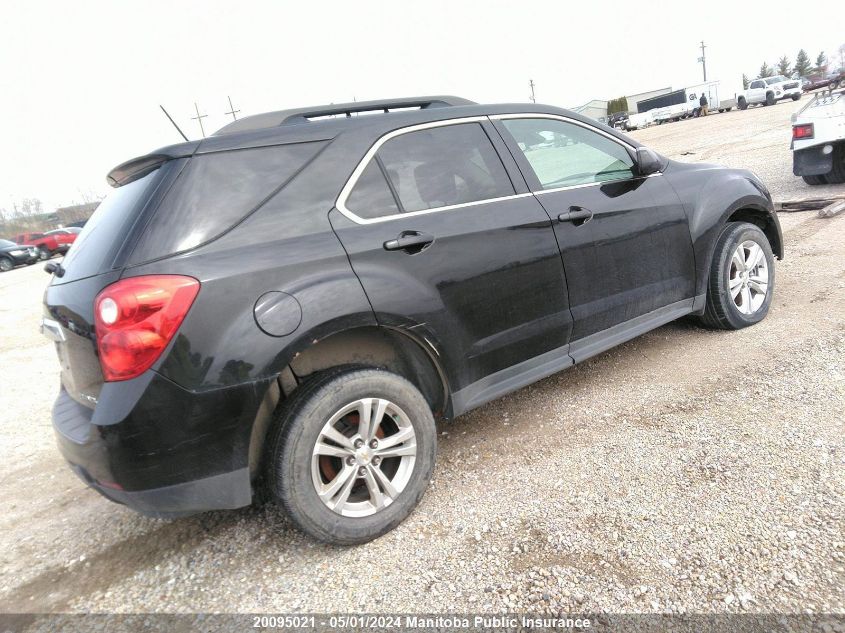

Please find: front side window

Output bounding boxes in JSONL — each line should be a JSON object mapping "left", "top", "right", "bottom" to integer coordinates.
{"left": 501, "top": 118, "right": 635, "bottom": 189}
{"left": 750, "top": 80, "right": 764, "bottom": 89}
{"left": 345, "top": 122, "right": 514, "bottom": 219}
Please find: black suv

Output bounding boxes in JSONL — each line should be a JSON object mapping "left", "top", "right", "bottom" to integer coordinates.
{"left": 44, "top": 96, "right": 783, "bottom": 544}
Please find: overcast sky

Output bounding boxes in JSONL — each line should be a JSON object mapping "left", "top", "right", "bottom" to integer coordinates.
{"left": 1, "top": 0, "right": 842, "bottom": 212}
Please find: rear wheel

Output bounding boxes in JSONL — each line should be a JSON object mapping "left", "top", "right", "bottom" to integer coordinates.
{"left": 0, "top": 257, "right": 12, "bottom": 272}
{"left": 738, "top": 97, "right": 747, "bottom": 110}
{"left": 266, "top": 367, "right": 436, "bottom": 545}
{"left": 825, "top": 145, "right": 845, "bottom": 184}
{"left": 700, "top": 222, "right": 774, "bottom": 330}
{"left": 802, "top": 174, "right": 827, "bottom": 185}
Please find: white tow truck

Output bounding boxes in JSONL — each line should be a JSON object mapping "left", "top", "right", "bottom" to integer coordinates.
{"left": 791, "top": 87, "right": 845, "bottom": 184}
{"left": 739, "top": 75, "right": 802, "bottom": 109}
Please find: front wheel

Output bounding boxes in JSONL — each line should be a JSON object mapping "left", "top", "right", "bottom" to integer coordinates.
{"left": 38, "top": 246, "right": 51, "bottom": 260}
{"left": 700, "top": 222, "right": 775, "bottom": 330}
{"left": 791, "top": 94, "right": 801, "bottom": 101}
{"left": 266, "top": 367, "right": 436, "bottom": 545}
{"left": 765, "top": 92, "right": 775, "bottom": 106}
{"left": 738, "top": 97, "right": 747, "bottom": 110}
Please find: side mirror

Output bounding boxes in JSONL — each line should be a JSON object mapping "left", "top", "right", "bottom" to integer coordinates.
{"left": 635, "top": 147, "right": 662, "bottom": 176}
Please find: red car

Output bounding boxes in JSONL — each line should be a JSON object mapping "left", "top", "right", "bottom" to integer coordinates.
{"left": 14, "top": 229, "right": 77, "bottom": 260}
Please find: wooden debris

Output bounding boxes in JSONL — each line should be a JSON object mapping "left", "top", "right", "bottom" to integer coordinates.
{"left": 818, "top": 198, "right": 845, "bottom": 218}
{"left": 775, "top": 195, "right": 845, "bottom": 213}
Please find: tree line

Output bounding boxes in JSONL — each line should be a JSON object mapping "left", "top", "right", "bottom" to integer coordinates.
{"left": 742, "top": 45, "right": 845, "bottom": 89}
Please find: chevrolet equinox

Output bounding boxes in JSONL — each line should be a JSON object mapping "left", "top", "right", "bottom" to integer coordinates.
{"left": 43, "top": 96, "right": 783, "bottom": 544}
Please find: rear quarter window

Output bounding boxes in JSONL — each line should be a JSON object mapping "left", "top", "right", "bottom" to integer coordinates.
{"left": 57, "top": 168, "right": 163, "bottom": 284}
{"left": 128, "top": 141, "right": 325, "bottom": 264}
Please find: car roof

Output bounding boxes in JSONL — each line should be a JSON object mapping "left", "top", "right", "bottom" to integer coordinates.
{"left": 154, "top": 96, "right": 637, "bottom": 156}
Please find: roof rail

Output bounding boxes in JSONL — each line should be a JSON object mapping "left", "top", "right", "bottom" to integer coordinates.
{"left": 214, "top": 96, "right": 477, "bottom": 135}
{"left": 279, "top": 96, "right": 476, "bottom": 124}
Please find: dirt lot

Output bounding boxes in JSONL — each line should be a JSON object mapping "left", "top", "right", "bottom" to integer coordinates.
{"left": 1, "top": 97, "right": 843, "bottom": 617}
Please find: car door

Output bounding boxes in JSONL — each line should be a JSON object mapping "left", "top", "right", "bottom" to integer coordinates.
{"left": 492, "top": 115, "right": 696, "bottom": 356}
{"left": 748, "top": 80, "right": 765, "bottom": 103}
{"left": 329, "top": 119, "right": 574, "bottom": 408}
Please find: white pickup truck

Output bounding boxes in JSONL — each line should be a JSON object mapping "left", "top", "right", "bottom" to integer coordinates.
{"left": 738, "top": 75, "right": 802, "bottom": 109}
{"left": 791, "top": 88, "right": 845, "bottom": 184}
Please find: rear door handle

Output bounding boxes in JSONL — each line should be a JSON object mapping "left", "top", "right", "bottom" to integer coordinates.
{"left": 383, "top": 231, "right": 435, "bottom": 252}
{"left": 557, "top": 207, "right": 593, "bottom": 223}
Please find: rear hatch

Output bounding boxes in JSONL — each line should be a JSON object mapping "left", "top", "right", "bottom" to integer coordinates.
{"left": 44, "top": 165, "right": 171, "bottom": 407}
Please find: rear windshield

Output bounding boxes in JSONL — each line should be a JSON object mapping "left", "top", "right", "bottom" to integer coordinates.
{"left": 128, "top": 141, "right": 325, "bottom": 264}
{"left": 57, "top": 168, "right": 163, "bottom": 284}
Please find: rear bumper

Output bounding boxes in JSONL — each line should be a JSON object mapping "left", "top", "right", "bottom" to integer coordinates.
{"left": 52, "top": 372, "right": 273, "bottom": 516}
{"left": 68, "top": 461, "right": 250, "bottom": 518}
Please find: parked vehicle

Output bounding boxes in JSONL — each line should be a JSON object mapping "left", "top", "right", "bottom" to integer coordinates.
{"left": 623, "top": 111, "right": 654, "bottom": 131}
{"left": 13, "top": 231, "right": 62, "bottom": 260}
{"left": 43, "top": 96, "right": 783, "bottom": 544}
{"left": 0, "top": 239, "right": 39, "bottom": 271}
{"left": 791, "top": 88, "right": 845, "bottom": 184}
{"left": 638, "top": 82, "right": 728, "bottom": 123}
{"left": 738, "top": 76, "right": 802, "bottom": 109}
{"left": 44, "top": 228, "right": 79, "bottom": 253}
{"left": 607, "top": 112, "right": 629, "bottom": 129}
{"left": 801, "top": 73, "right": 832, "bottom": 92}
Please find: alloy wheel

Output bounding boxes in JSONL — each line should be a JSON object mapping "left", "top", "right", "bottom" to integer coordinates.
{"left": 311, "top": 397, "right": 417, "bottom": 517}
{"left": 729, "top": 240, "right": 769, "bottom": 315}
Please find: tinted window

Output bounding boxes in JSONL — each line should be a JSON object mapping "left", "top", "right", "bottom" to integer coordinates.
{"left": 129, "top": 141, "right": 325, "bottom": 263}
{"left": 376, "top": 123, "right": 513, "bottom": 213}
{"left": 502, "top": 118, "right": 635, "bottom": 189}
{"left": 346, "top": 160, "right": 399, "bottom": 219}
{"left": 58, "top": 168, "right": 163, "bottom": 283}
{"left": 750, "top": 80, "right": 764, "bottom": 89}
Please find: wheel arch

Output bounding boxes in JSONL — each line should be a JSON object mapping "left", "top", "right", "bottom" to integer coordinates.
{"left": 725, "top": 206, "right": 783, "bottom": 259}
{"left": 248, "top": 325, "right": 451, "bottom": 480}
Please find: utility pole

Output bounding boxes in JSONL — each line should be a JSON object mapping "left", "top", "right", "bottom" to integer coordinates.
{"left": 224, "top": 96, "right": 240, "bottom": 121}
{"left": 191, "top": 102, "right": 208, "bottom": 138}
{"left": 698, "top": 40, "right": 707, "bottom": 82}
{"left": 529, "top": 79, "right": 536, "bottom": 103}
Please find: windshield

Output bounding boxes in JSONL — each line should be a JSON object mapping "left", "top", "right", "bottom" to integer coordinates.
{"left": 0, "top": 239, "right": 16, "bottom": 248}
{"left": 765, "top": 76, "right": 787, "bottom": 85}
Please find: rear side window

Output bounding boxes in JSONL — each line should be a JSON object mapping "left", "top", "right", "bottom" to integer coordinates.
{"left": 129, "top": 141, "right": 325, "bottom": 263}
{"left": 344, "top": 123, "right": 514, "bottom": 219}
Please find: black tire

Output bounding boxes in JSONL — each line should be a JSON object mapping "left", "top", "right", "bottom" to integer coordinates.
{"left": 802, "top": 174, "right": 827, "bottom": 185}
{"left": 738, "top": 97, "right": 747, "bottom": 110}
{"left": 0, "top": 257, "right": 12, "bottom": 272}
{"left": 38, "top": 246, "right": 51, "bottom": 260}
{"left": 825, "top": 145, "right": 845, "bottom": 184}
{"left": 791, "top": 94, "right": 801, "bottom": 101}
{"left": 831, "top": 79, "right": 841, "bottom": 90}
{"left": 266, "top": 366, "right": 436, "bottom": 545}
{"left": 700, "top": 222, "right": 775, "bottom": 330}
{"left": 726, "top": 107, "right": 733, "bottom": 111}
{"left": 765, "top": 92, "right": 775, "bottom": 106}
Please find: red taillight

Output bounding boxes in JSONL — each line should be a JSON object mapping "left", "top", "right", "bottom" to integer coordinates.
{"left": 792, "top": 123, "right": 814, "bottom": 140}
{"left": 94, "top": 275, "right": 200, "bottom": 381}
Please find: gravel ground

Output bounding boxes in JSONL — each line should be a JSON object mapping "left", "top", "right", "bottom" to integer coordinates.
{"left": 0, "top": 98, "right": 843, "bottom": 617}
